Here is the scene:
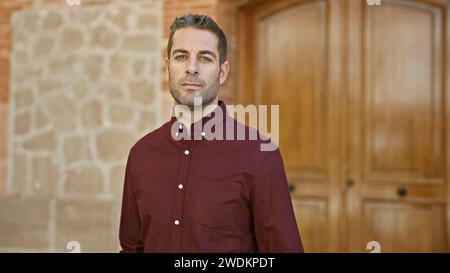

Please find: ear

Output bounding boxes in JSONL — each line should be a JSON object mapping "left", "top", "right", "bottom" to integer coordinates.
{"left": 219, "top": 60, "right": 230, "bottom": 85}
{"left": 165, "top": 57, "right": 170, "bottom": 78}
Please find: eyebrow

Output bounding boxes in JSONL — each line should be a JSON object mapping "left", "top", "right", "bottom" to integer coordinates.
{"left": 198, "top": 50, "right": 217, "bottom": 59}
{"left": 172, "top": 49, "right": 189, "bottom": 56}
{"left": 172, "top": 48, "right": 217, "bottom": 59}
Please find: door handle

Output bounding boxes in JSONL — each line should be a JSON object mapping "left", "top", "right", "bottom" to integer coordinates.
{"left": 397, "top": 186, "right": 407, "bottom": 198}
{"left": 288, "top": 184, "right": 295, "bottom": 193}
{"left": 346, "top": 178, "right": 355, "bottom": 187}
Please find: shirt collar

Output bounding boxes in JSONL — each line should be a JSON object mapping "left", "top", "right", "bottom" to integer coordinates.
{"left": 166, "top": 100, "right": 229, "bottom": 147}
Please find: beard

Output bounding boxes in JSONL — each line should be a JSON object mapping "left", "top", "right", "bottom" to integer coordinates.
{"left": 169, "top": 74, "right": 220, "bottom": 109}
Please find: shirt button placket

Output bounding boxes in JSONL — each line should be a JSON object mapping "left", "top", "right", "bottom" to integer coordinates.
{"left": 171, "top": 145, "right": 192, "bottom": 252}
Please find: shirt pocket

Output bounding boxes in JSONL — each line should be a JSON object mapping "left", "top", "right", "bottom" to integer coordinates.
{"left": 189, "top": 173, "right": 245, "bottom": 229}
{"left": 206, "top": 173, "right": 244, "bottom": 193}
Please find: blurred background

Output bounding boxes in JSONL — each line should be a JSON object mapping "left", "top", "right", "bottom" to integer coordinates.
{"left": 0, "top": 0, "right": 449, "bottom": 252}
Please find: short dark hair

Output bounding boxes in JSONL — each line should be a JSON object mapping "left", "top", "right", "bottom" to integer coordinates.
{"left": 167, "top": 14, "right": 227, "bottom": 64}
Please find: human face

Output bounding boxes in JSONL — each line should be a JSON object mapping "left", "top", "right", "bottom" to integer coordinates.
{"left": 166, "top": 27, "right": 229, "bottom": 109}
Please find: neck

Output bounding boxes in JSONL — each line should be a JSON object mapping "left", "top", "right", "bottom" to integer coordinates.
{"left": 174, "top": 97, "right": 219, "bottom": 132}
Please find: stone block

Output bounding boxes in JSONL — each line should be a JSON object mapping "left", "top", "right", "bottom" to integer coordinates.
{"left": 55, "top": 199, "right": 118, "bottom": 252}
{"left": 0, "top": 197, "right": 51, "bottom": 251}
{"left": 65, "top": 166, "right": 103, "bottom": 196}
{"left": 95, "top": 128, "right": 135, "bottom": 161}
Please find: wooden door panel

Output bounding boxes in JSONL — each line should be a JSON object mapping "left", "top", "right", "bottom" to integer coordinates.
{"left": 255, "top": 0, "right": 328, "bottom": 177}
{"left": 363, "top": 0, "right": 444, "bottom": 183}
{"left": 292, "top": 198, "right": 328, "bottom": 252}
{"left": 347, "top": 0, "right": 449, "bottom": 252}
{"left": 363, "top": 201, "right": 446, "bottom": 252}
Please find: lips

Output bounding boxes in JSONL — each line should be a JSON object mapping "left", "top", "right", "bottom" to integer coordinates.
{"left": 181, "top": 82, "right": 202, "bottom": 90}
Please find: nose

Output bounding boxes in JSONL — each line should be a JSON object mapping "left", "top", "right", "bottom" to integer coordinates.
{"left": 185, "top": 58, "right": 199, "bottom": 76}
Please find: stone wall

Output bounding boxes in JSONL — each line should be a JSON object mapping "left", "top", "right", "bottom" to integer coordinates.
{"left": 0, "top": 1, "right": 163, "bottom": 252}
{"left": 0, "top": 0, "right": 240, "bottom": 252}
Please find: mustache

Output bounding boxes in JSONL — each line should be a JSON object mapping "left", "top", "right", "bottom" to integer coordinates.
{"left": 179, "top": 76, "right": 205, "bottom": 86}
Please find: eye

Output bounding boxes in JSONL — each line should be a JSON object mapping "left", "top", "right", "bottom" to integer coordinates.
{"left": 200, "top": 56, "right": 212, "bottom": 63}
{"left": 174, "top": 55, "right": 187, "bottom": 61}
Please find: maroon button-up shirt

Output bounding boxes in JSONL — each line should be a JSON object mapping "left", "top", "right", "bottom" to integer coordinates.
{"left": 119, "top": 101, "right": 303, "bottom": 253}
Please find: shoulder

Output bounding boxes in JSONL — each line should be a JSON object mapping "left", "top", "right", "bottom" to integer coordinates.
{"left": 128, "top": 120, "right": 171, "bottom": 158}
{"left": 223, "top": 116, "right": 281, "bottom": 167}
{"left": 225, "top": 116, "right": 278, "bottom": 152}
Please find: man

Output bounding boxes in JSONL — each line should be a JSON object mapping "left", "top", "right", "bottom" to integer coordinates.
{"left": 119, "top": 14, "right": 303, "bottom": 253}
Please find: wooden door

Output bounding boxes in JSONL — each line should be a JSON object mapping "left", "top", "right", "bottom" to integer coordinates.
{"left": 238, "top": 0, "right": 450, "bottom": 252}
{"left": 238, "top": 0, "right": 345, "bottom": 252}
{"left": 346, "top": 0, "right": 450, "bottom": 252}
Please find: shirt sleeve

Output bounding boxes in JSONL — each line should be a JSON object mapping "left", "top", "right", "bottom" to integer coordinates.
{"left": 251, "top": 148, "right": 304, "bottom": 253}
{"left": 119, "top": 151, "right": 144, "bottom": 253}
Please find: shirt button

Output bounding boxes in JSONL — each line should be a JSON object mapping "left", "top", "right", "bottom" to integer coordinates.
{"left": 174, "top": 220, "right": 180, "bottom": 225}
{"left": 201, "top": 132, "right": 206, "bottom": 137}
{"left": 184, "top": 150, "right": 189, "bottom": 155}
{"left": 178, "top": 184, "right": 183, "bottom": 189}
